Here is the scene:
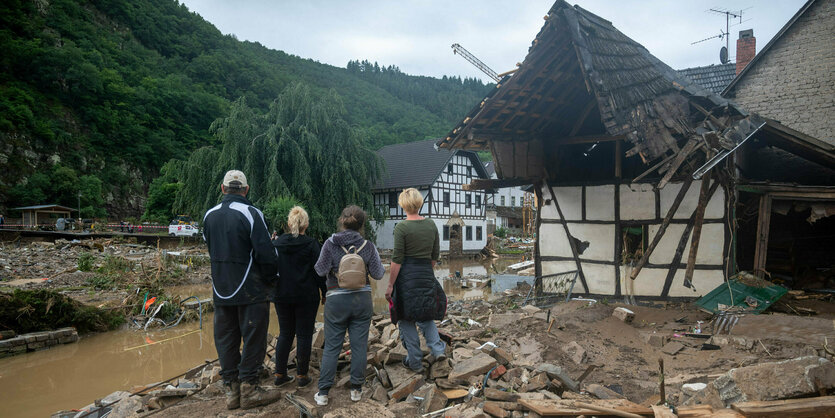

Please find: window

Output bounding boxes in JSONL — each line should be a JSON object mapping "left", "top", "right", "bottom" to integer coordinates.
{"left": 511, "top": 196, "right": 516, "bottom": 207}
{"left": 388, "top": 191, "right": 397, "bottom": 209}
{"left": 501, "top": 196, "right": 506, "bottom": 206}
{"left": 443, "top": 225, "right": 449, "bottom": 241}
{"left": 476, "top": 226, "right": 482, "bottom": 240}
{"left": 443, "top": 191, "right": 450, "bottom": 207}
{"left": 475, "top": 194, "right": 481, "bottom": 209}
{"left": 466, "top": 226, "right": 472, "bottom": 241}
{"left": 467, "top": 166, "right": 473, "bottom": 176}
{"left": 465, "top": 193, "right": 471, "bottom": 208}
{"left": 447, "top": 163, "right": 453, "bottom": 174}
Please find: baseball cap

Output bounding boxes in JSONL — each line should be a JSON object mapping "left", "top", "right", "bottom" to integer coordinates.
{"left": 223, "top": 170, "right": 248, "bottom": 188}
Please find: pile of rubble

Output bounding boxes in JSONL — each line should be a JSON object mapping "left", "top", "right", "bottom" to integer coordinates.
{"left": 57, "top": 294, "right": 835, "bottom": 417}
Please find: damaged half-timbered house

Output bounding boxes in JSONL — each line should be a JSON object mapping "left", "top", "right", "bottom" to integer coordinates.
{"left": 437, "top": 0, "right": 835, "bottom": 298}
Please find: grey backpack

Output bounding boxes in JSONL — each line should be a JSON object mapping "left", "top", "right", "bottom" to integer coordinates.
{"left": 337, "top": 241, "right": 368, "bottom": 289}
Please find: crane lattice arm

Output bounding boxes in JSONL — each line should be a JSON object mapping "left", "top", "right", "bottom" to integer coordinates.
{"left": 451, "top": 43, "right": 500, "bottom": 83}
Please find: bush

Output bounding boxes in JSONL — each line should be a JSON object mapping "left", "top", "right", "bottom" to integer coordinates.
{"left": 494, "top": 227, "right": 508, "bottom": 238}
{"left": 0, "top": 289, "right": 124, "bottom": 334}
{"left": 77, "top": 252, "right": 94, "bottom": 272}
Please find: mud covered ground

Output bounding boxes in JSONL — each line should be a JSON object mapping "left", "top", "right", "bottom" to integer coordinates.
{"left": 142, "top": 294, "right": 835, "bottom": 417}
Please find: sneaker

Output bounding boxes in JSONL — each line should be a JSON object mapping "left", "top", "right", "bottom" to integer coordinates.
{"left": 297, "top": 375, "right": 312, "bottom": 388}
{"left": 274, "top": 374, "right": 295, "bottom": 387}
{"left": 224, "top": 380, "right": 241, "bottom": 410}
{"left": 314, "top": 391, "right": 329, "bottom": 406}
{"left": 350, "top": 388, "right": 362, "bottom": 402}
{"left": 240, "top": 382, "right": 281, "bottom": 409}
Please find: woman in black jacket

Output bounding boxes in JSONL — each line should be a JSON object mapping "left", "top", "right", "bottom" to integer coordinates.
{"left": 271, "top": 206, "right": 325, "bottom": 388}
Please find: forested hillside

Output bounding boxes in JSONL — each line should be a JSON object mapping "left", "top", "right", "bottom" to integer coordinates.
{"left": 0, "top": 0, "right": 490, "bottom": 217}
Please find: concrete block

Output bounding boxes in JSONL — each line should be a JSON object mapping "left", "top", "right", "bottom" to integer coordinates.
{"left": 561, "top": 341, "right": 587, "bottom": 364}
{"left": 420, "top": 386, "right": 448, "bottom": 414}
{"left": 612, "top": 307, "right": 634, "bottom": 323}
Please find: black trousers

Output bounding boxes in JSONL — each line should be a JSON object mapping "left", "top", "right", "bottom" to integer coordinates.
{"left": 214, "top": 302, "right": 270, "bottom": 384}
{"left": 274, "top": 300, "right": 319, "bottom": 376}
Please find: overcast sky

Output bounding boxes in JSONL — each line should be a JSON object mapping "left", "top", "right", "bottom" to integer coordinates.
{"left": 179, "top": 0, "right": 806, "bottom": 82}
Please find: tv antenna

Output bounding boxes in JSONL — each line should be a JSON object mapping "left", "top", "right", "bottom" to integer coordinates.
{"left": 691, "top": 8, "right": 750, "bottom": 64}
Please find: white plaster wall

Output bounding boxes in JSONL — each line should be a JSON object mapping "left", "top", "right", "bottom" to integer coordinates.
{"left": 539, "top": 222, "right": 613, "bottom": 262}
{"left": 620, "top": 183, "right": 656, "bottom": 220}
{"left": 539, "top": 223, "right": 571, "bottom": 257}
{"left": 660, "top": 181, "right": 725, "bottom": 220}
{"left": 373, "top": 220, "right": 397, "bottom": 250}
{"left": 585, "top": 185, "right": 615, "bottom": 221}
{"left": 620, "top": 266, "right": 724, "bottom": 297}
{"left": 648, "top": 223, "right": 725, "bottom": 265}
{"left": 539, "top": 185, "right": 582, "bottom": 220}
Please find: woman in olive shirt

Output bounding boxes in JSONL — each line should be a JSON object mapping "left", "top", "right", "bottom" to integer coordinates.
{"left": 385, "top": 188, "right": 446, "bottom": 372}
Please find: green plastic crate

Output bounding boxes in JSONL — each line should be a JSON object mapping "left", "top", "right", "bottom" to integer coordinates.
{"left": 695, "top": 278, "right": 788, "bottom": 314}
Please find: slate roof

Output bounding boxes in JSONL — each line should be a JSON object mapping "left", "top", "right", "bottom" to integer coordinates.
{"left": 677, "top": 63, "right": 736, "bottom": 95}
{"left": 373, "top": 139, "right": 487, "bottom": 190}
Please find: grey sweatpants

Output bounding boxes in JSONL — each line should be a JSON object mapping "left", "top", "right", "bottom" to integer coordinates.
{"left": 318, "top": 291, "right": 373, "bottom": 393}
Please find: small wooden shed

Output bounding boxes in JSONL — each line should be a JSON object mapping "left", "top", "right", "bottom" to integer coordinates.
{"left": 13, "top": 204, "right": 74, "bottom": 227}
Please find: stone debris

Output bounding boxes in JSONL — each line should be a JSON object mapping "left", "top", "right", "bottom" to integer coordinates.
{"left": 0, "top": 327, "right": 78, "bottom": 358}
{"left": 51, "top": 285, "right": 835, "bottom": 418}
{"left": 612, "top": 307, "right": 635, "bottom": 323}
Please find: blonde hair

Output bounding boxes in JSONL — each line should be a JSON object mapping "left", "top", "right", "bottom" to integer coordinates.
{"left": 287, "top": 206, "right": 309, "bottom": 237}
{"left": 398, "top": 188, "right": 423, "bottom": 214}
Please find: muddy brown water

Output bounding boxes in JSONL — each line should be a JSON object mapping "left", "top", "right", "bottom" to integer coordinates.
{"left": 0, "top": 258, "right": 521, "bottom": 418}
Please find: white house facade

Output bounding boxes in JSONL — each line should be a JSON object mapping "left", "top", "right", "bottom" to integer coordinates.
{"left": 372, "top": 139, "right": 489, "bottom": 253}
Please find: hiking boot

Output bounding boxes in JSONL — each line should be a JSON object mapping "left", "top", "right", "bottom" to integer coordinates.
{"left": 274, "top": 374, "right": 295, "bottom": 387}
{"left": 240, "top": 381, "right": 281, "bottom": 409}
{"left": 224, "top": 381, "right": 241, "bottom": 410}
{"left": 297, "top": 375, "right": 312, "bottom": 388}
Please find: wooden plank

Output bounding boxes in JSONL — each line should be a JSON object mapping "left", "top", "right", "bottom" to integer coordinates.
{"left": 683, "top": 171, "right": 713, "bottom": 287}
{"left": 651, "top": 405, "right": 676, "bottom": 418}
{"left": 675, "top": 405, "right": 714, "bottom": 418}
{"left": 629, "top": 175, "right": 694, "bottom": 281}
{"left": 518, "top": 399, "right": 653, "bottom": 416}
{"left": 549, "top": 134, "right": 625, "bottom": 145}
{"left": 731, "top": 396, "right": 835, "bottom": 417}
{"left": 658, "top": 138, "right": 699, "bottom": 190}
{"left": 752, "top": 194, "right": 772, "bottom": 279}
{"left": 543, "top": 176, "right": 589, "bottom": 294}
{"left": 661, "top": 180, "right": 721, "bottom": 296}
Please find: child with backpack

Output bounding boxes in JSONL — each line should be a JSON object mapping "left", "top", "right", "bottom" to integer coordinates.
{"left": 312, "top": 205, "right": 385, "bottom": 406}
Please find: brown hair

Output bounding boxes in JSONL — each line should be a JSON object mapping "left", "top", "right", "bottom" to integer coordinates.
{"left": 338, "top": 205, "right": 366, "bottom": 232}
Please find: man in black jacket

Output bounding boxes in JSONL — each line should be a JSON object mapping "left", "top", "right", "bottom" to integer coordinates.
{"left": 203, "top": 170, "right": 281, "bottom": 410}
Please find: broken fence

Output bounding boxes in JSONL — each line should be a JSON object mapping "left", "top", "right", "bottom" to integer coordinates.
{"left": 523, "top": 270, "right": 579, "bottom": 307}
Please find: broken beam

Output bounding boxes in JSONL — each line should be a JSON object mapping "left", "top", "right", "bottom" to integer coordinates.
{"left": 629, "top": 175, "right": 694, "bottom": 281}
{"left": 683, "top": 171, "right": 713, "bottom": 287}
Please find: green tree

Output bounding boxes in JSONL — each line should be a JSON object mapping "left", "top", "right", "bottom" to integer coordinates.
{"left": 172, "top": 82, "right": 382, "bottom": 240}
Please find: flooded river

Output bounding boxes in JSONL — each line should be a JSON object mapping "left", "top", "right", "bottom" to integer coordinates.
{"left": 0, "top": 258, "right": 523, "bottom": 417}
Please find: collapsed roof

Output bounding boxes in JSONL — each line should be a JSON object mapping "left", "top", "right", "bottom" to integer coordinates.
{"left": 438, "top": 0, "right": 833, "bottom": 184}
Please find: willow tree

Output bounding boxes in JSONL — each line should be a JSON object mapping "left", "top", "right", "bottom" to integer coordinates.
{"left": 172, "top": 82, "right": 382, "bottom": 240}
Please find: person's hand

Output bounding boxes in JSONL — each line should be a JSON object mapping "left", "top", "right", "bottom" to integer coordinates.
{"left": 385, "top": 286, "right": 393, "bottom": 303}
{"left": 321, "top": 296, "right": 326, "bottom": 306}
{"left": 271, "top": 231, "right": 278, "bottom": 240}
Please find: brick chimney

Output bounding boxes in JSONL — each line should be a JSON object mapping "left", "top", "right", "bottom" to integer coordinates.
{"left": 736, "top": 29, "right": 756, "bottom": 74}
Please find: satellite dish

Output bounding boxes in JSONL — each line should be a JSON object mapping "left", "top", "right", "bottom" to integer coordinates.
{"left": 720, "top": 46, "right": 729, "bottom": 64}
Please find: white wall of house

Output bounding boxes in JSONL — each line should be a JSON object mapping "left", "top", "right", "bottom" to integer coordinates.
{"left": 373, "top": 152, "right": 488, "bottom": 252}
{"left": 373, "top": 216, "right": 487, "bottom": 252}
{"left": 538, "top": 180, "right": 727, "bottom": 297}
